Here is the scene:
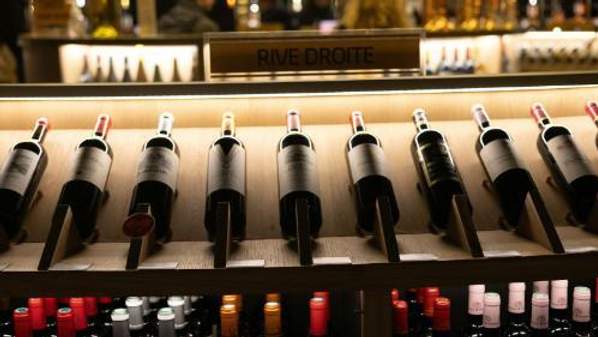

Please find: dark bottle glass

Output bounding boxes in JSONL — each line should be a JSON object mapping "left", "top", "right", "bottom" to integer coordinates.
{"left": 277, "top": 110, "right": 322, "bottom": 239}
{"left": 167, "top": 297, "right": 193, "bottom": 337}
{"left": 111, "top": 308, "right": 130, "bottom": 337}
{"left": 204, "top": 112, "right": 246, "bottom": 242}
{"left": 83, "top": 298, "right": 103, "bottom": 337}
{"left": 586, "top": 101, "right": 598, "bottom": 149}
{"left": 44, "top": 298, "right": 57, "bottom": 334}
{"left": 14, "top": 307, "right": 32, "bottom": 337}
{"left": 411, "top": 109, "right": 468, "bottom": 231}
{"left": 69, "top": 298, "right": 96, "bottom": 337}
{"left": 56, "top": 114, "right": 112, "bottom": 240}
{"left": 126, "top": 297, "right": 154, "bottom": 337}
{"left": 393, "top": 300, "right": 409, "bottom": 337}
{"left": 432, "top": 298, "right": 451, "bottom": 337}
{"left": 472, "top": 105, "right": 532, "bottom": 228}
{"left": 592, "top": 278, "right": 598, "bottom": 336}
{"left": 571, "top": 287, "right": 593, "bottom": 337}
{"left": 0, "top": 298, "right": 13, "bottom": 337}
{"left": 549, "top": 280, "right": 571, "bottom": 337}
{"left": 98, "top": 298, "right": 113, "bottom": 335}
{"left": 419, "top": 287, "right": 439, "bottom": 337}
{"left": 346, "top": 111, "right": 399, "bottom": 233}
{"left": 530, "top": 293, "right": 550, "bottom": 337}
{"left": 504, "top": 283, "right": 531, "bottom": 337}
{"left": 405, "top": 289, "right": 420, "bottom": 336}
{"left": 482, "top": 293, "right": 501, "bottom": 337}
{"left": 463, "top": 285, "right": 485, "bottom": 337}
{"left": 123, "top": 113, "right": 179, "bottom": 241}
{"left": 0, "top": 118, "right": 48, "bottom": 239}
{"left": 56, "top": 308, "right": 76, "bottom": 337}
{"left": 531, "top": 103, "right": 598, "bottom": 223}
{"left": 28, "top": 298, "right": 53, "bottom": 337}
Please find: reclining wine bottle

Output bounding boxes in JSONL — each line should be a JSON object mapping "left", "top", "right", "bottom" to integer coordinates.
{"left": 56, "top": 114, "right": 112, "bottom": 240}
{"left": 531, "top": 103, "right": 598, "bottom": 223}
{"left": 0, "top": 118, "right": 49, "bottom": 239}
{"left": 585, "top": 101, "right": 598, "bottom": 149}
{"left": 204, "top": 112, "right": 246, "bottom": 242}
{"left": 277, "top": 110, "right": 322, "bottom": 239}
{"left": 346, "top": 111, "right": 399, "bottom": 233}
{"left": 123, "top": 113, "right": 179, "bottom": 240}
{"left": 411, "top": 108, "right": 468, "bottom": 231}
{"left": 472, "top": 104, "right": 532, "bottom": 228}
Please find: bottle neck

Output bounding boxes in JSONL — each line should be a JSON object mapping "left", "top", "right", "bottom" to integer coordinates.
{"left": 507, "top": 312, "right": 526, "bottom": 325}
{"left": 467, "top": 314, "right": 483, "bottom": 326}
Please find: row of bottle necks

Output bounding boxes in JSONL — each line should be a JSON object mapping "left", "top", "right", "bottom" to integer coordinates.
{"left": 423, "top": 47, "right": 477, "bottom": 76}
{"left": 2, "top": 101, "right": 598, "bottom": 246}
{"left": 3, "top": 278, "right": 598, "bottom": 337}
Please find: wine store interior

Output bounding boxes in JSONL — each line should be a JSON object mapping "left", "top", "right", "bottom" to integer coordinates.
{"left": 3, "top": 0, "right": 598, "bottom": 337}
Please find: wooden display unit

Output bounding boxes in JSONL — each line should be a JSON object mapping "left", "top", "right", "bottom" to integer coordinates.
{"left": 0, "top": 73, "right": 597, "bottom": 298}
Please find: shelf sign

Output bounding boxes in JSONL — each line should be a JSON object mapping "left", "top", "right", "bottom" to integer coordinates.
{"left": 203, "top": 29, "right": 423, "bottom": 81}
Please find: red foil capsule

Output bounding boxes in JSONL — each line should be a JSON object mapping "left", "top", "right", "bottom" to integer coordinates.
{"left": 433, "top": 297, "right": 451, "bottom": 332}
{"left": 13, "top": 307, "right": 32, "bottom": 337}
{"left": 309, "top": 297, "right": 328, "bottom": 337}
{"left": 423, "top": 287, "right": 440, "bottom": 318}
{"left": 83, "top": 297, "right": 98, "bottom": 317}
{"left": 69, "top": 298, "right": 88, "bottom": 332}
{"left": 57, "top": 308, "right": 76, "bottom": 337}
{"left": 43, "top": 298, "right": 58, "bottom": 318}
{"left": 28, "top": 298, "right": 47, "bottom": 331}
{"left": 393, "top": 300, "right": 409, "bottom": 335}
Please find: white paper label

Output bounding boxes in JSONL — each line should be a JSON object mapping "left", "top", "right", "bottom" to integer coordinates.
{"left": 509, "top": 290, "right": 525, "bottom": 314}
{"left": 468, "top": 291, "right": 484, "bottom": 315}
{"left": 573, "top": 298, "right": 591, "bottom": 322}
{"left": 483, "top": 305, "right": 501, "bottom": 329}
{"left": 136, "top": 147, "right": 179, "bottom": 191}
{"left": 68, "top": 147, "right": 112, "bottom": 191}
{"left": 0, "top": 148, "right": 40, "bottom": 195}
{"left": 531, "top": 303, "right": 549, "bottom": 329}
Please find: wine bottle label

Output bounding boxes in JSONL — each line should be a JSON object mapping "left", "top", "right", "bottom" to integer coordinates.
{"left": 573, "top": 297, "right": 591, "bottom": 322}
{"left": 347, "top": 143, "right": 390, "bottom": 183}
{"left": 68, "top": 147, "right": 112, "bottom": 192}
{"left": 508, "top": 291, "right": 525, "bottom": 314}
{"left": 482, "top": 305, "right": 500, "bottom": 329}
{"left": 547, "top": 135, "right": 596, "bottom": 185}
{"left": 136, "top": 147, "right": 179, "bottom": 191}
{"left": 530, "top": 305, "right": 549, "bottom": 329}
{"left": 479, "top": 139, "right": 527, "bottom": 182}
{"left": 417, "top": 138, "right": 459, "bottom": 186}
{"left": 207, "top": 143, "right": 246, "bottom": 196}
{"left": 0, "top": 148, "right": 41, "bottom": 196}
{"left": 277, "top": 145, "right": 320, "bottom": 198}
{"left": 468, "top": 292, "right": 484, "bottom": 315}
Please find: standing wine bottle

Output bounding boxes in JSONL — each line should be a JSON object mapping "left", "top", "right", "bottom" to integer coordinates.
{"left": 504, "top": 283, "right": 531, "bottom": 337}
{"left": 432, "top": 298, "right": 451, "bottom": 337}
{"left": 472, "top": 104, "right": 532, "bottom": 228}
{"left": 534, "top": 281, "right": 549, "bottom": 295}
{"left": 220, "top": 304, "right": 238, "bottom": 337}
{"left": 80, "top": 56, "right": 93, "bottom": 83}
{"left": 585, "top": 101, "right": 598, "bottom": 149}
{"left": 126, "top": 297, "right": 154, "bottom": 337}
{"left": 531, "top": 293, "right": 550, "bottom": 337}
{"left": 463, "top": 285, "right": 484, "bottom": 337}
{"left": 56, "top": 114, "right": 112, "bottom": 240}
{"left": 309, "top": 297, "right": 328, "bottom": 337}
{"left": 549, "top": 280, "right": 571, "bottom": 337}
{"left": 171, "top": 59, "right": 182, "bottom": 83}
{"left": 57, "top": 308, "right": 76, "bottom": 337}
{"left": 263, "top": 302, "right": 282, "bottom": 337}
{"left": 123, "top": 113, "right": 179, "bottom": 241}
{"left": 157, "top": 308, "right": 175, "bottom": 337}
{"left": 482, "top": 293, "right": 501, "bottom": 337}
{"left": 70, "top": 298, "right": 96, "bottom": 337}
{"left": 0, "top": 298, "right": 13, "bottom": 337}
{"left": 571, "top": 287, "right": 592, "bottom": 337}
{"left": 531, "top": 103, "right": 598, "bottom": 223}
{"left": 122, "top": 57, "right": 133, "bottom": 83}
{"left": 0, "top": 118, "right": 49, "bottom": 240}
{"left": 204, "top": 113, "right": 246, "bottom": 242}
{"left": 111, "top": 309, "right": 130, "bottom": 337}
{"left": 14, "top": 308, "right": 32, "bottom": 337}
{"left": 411, "top": 109, "right": 468, "bottom": 231}
{"left": 136, "top": 59, "right": 147, "bottom": 82}
{"left": 393, "top": 300, "right": 408, "bottom": 337}
{"left": 98, "top": 298, "right": 113, "bottom": 335}
{"left": 419, "top": 287, "right": 440, "bottom": 337}
{"left": 107, "top": 58, "right": 117, "bottom": 82}
{"left": 94, "top": 56, "right": 104, "bottom": 82}
{"left": 153, "top": 65, "right": 162, "bottom": 83}
{"left": 28, "top": 298, "right": 51, "bottom": 337}
{"left": 346, "top": 111, "right": 399, "bottom": 233}
{"left": 277, "top": 110, "right": 322, "bottom": 239}
{"left": 405, "top": 289, "right": 419, "bottom": 336}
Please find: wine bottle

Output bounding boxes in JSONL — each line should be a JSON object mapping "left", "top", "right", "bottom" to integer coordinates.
{"left": 393, "top": 300, "right": 408, "bottom": 337}
{"left": 94, "top": 56, "right": 104, "bottom": 82}
{"left": 122, "top": 57, "right": 133, "bottom": 83}
{"left": 136, "top": 59, "right": 147, "bottom": 83}
{"left": 432, "top": 298, "right": 451, "bottom": 337}
{"left": 419, "top": 287, "right": 440, "bottom": 337}
{"left": 472, "top": 104, "right": 531, "bottom": 228}
{"left": 309, "top": 297, "right": 327, "bottom": 337}
{"left": 168, "top": 297, "right": 193, "bottom": 337}
{"left": 346, "top": 111, "right": 399, "bottom": 233}
{"left": 437, "top": 48, "right": 451, "bottom": 76}
{"left": 277, "top": 110, "right": 322, "bottom": 239}
{"left": 549, "top": 280, "right": 571, "bottom": 337}
{"left": 107, "top": 57, "right": 117, "bottom": 82}
{"left": 153, "top": 65, "right": 162, "bottom": 83}
{"left": 263, "top": 302, "right": 282, "bottom": 337}
{"left": 504, "top": 283, "right": 531, "bottom": 337}
{"left": 56, "top": 114, "right": 112, "bottom": 241}
{"left": 123, "top": 113, "right": 179, "bottom": 241}
{"left": 80, "top": 56, "right": 94, "bottom": 83}
{"left": 111, "top": 309, "right": 130, "bottom": 337}
{"left": 531, "top": 103, "right": 598, "bottom": 223}
{"left": 98, "top": 298, "right": 113, "bottom": 335}
{"left": 220, "top": 304, "right": 238, "bottom": 337}
{"left": 411, "top": 109, "right": 468, "bottom": 231}
{"left": 585, "top": 101, "right": 598, "bottom": 149}
{"left": 28, "top": 298, "right": 51, "bottom": 337}
{"left": 157, "top": 308, "right": 175, "bottom": 337}
{"left": 482, "top": 293, "right": 501, "bottom": 337}
{"left": 530, "top": 293, "right": 549, "bottom": 337}
{"left": 204, "top": 112, "right": 246, "bottom": 242}
{"left": 83, "top": 298, "right": 102, "bottom": 337}
{"left": 571, "top": 287, "right": 592, "bottom": 337}
{"left": 0, "top": 118, "right": 48, "bottom": 239}
{"left": 405, "top": 289, "right": 420, "bottom": 336}
{"left": 534, "top": 281, "right": 549, "bottom": 295}
{"left": 141, "top": 298, "right": 152, "bottom": 324}
{"left": 70, "top": 298, "right": 95, "bottom": 337}
{"left": 126, "top": 297, "right": 153, "bottom": 337}
{"left": 44, "top": 298, "right": 57, "bottom": 333}
{"left": 463, "top": 285, "right": 484, "bottom": 337}
{"left": 172, "top": 59, "right": 182, "bottom": 82}
{"left": 57, "top": 308, "right": 76, "bottom": 337}
{"left": 14, "top": 307, "right": 32, "bottom": 337}
{"left": 0, "top": 297, "right": 13, "bottom": 337}
{"left": 463, "top": 48, "right": 475, "bottom": 74}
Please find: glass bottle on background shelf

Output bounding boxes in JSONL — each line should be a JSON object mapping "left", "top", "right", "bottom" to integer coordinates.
{"left": 437, "top": 48, "right": 451, "bottom": 75}
{"left": 463, "top": 48, "right": 475, "bottom": 74}
{"left": 172, "top": 59, "right": 182, "bottom": 83}
{"left": 30, "top": 0, "right": 72, "bottom": 34}
{"left": 153, "top": 65, "right": 162, "bottom": 83}
{"left": 463, "top": 285, "right": 484, "bottom": 337}
{"left": 531, "top": 293, "right": 550, "bottom": 337}
{"left": 122, "top": 57, "right": 132, "bottom": 82}
{"left": 29, "top": 298, "right": 51, "bottom": 337}
{"left": 107, "top": 58, "right": 117, "bottom": 82}
{"left": 167, "top": 297, "right": 192, "bottom": 337}
{"left": 460, "top": 0, "right": 481, "bottom": 30}
{"left": 94, "top": 56, "right": 104, "bottom": 83}
{"left": 393, "top": 300, "right": 408, "bottom": 337}
{"left": 503, "top": 0, "right": 519, "bottom": 30}
{"left": 156, "top": 308, "right": 175, "bottom": 337}
{"left": 57, "top": 308, "right": 76, "bottom": 337}
{"left": 549, "top": 280, "right": 571, "bottom": 337}
{"left": 483, "top": 0, "right": 503, "bottom": 30}
{"left": 420, "top": 287, "right": 440, "bottom": 337}
{"left": 534, "top": 281, "right": 549, "bottom": 295}
{"left": 111, "top": 309, "right": 130, "bottom": 337}
{"left": 119, "top": 0, "right": 134, "bottom": 34}
{"left": 571, "top": 287, "right": 592, "bottom": 337}
{"left": 83, "top": 298, "right": 101, "bottom": 337}
{"left": 593, "top": 278, "right": 598, "bottom": 335}
{"left": 309, "top": 297, "right": 327, "bottom": 337}
{"left": 97, "top": 298, "right": 113, "bottom": 335}
{"left": 504, "top": 283, "right": 531, "bottom": 337}
{"left": 126, "top": 297, "right": 153, "bottom": 337}
{"left": 432, "top": 298, "right": 451, "bottom": 337}
{"left": 405, "top": 289, "right": 420, "bottom": 336}
{"left": 136, "top": 59, "right": 147, "bottom": 82}
{"left": 89, "top": 0, "right": 121, "bottom": 38}
{"left": 80, "top": 56, "right": 93, "bottom": 83}
{"left": 482, "top": 293, "right": 501, "bottom": 337}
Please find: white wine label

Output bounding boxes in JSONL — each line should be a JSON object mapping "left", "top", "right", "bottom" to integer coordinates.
{"left": 573, "top": 297, "right": 591, "bottom": 322}
{"left": 348, "top": 143, "right": 390, "bottom": 183}
{"left": 0, "top": 148, "right": 41, "bottom": 196}
{"left": 468, "top": 288, "right": 485, "bottom": 315}
{"left": 508, "top": 291, "right": 525, "bottom": 314}
{"left": 483, "top": 305, "right": 501, "bottom": 329}
{"left": 547, "top": 135, "right": 596, "bottom": 185}
{"left": 136, "top": 147, "right": 179, "bottom": 191}
{"left": 277, "top": 145, "right": 320, "bottom": 197}
{"left": 68, "top": 147, "right": 112, "bottom": 192}
{"left": 530, "top": 302, "right": 549, "bottom": 329}
{"left": 479, "top": 139, "right": 527, "bottom": 182}
{"left": 206, "top": 143, "right": 246, "bottom": 195}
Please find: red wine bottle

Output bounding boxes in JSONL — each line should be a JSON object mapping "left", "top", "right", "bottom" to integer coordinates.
{"left": 28, "top": 298, "right": 52, "bottom": 337}
{"left": 571, "top": 287, "right": 592, "bottom": 337}
{"left": 482, "top": 293, "right": 501, "bottom": 337}
{"left": 123, "top": 113, "right": 179, "bottom": 240}
{"left": 549, "top": 280, "right": 571, "bottom": 337}
{"left": 83, "top": 298, "right": 103, "bottom": 337}
{"left": 504, "top": 283, "right": 531, "bottom": 337}
{"left": 57, "top": 114, "right": 112, "bottom": 240}
{"left": 277, "top": 110, "right": 322, "bottom": 239}
{"left": 0, "top": 118, "right": 48, "bottom": 239}
{"left": 531, "top": 103, "right": 598, "bottom": 223}
{"left": 463, "top": 285, "right": 484, "bottom": 337}
{"left": 309, "top": 297, "right": 327, "bottom": 337}
{"left": 97, "top": 298, "right": 113, "bottom": 335}
{"left": 472, "top": 104, "right": 532, "bottom": 228}
{"left": 204, "top": 112, "right": 246, "bottom": 242}
{"left": 432, "top": 298, "right": 451, "bottom": 337}
{"left": 346, "top": 111, "right": 399, "bottom": 233}
{"left": 530, "top": 293, "right": 549, "bottom": 337}
{"left": 70, "top": 298, "right": 96, "bottom": 337}
{"left": 419, "top": 287, "right": 439, "bottom": 337}
{"left": 393, "top": 300, "right": 409, "bottom": 337}
{"left": 111, "top": 308, "right": 130, "bottom": 337}
{"left": 585, "top": 101, "right": 598, "bottom": 149}
{"left": 14, "top": 307, "right": 33, "bottom": 337}
{"left": 57, "top": 308, "right": 76, "bottom": 337}
{"left": 411, "top": 109, "right": 468, "bottom": 231}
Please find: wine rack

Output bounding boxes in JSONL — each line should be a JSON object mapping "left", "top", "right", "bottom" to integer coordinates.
{"left": 0, "top": 73, "right": 597, "bottom": 298}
